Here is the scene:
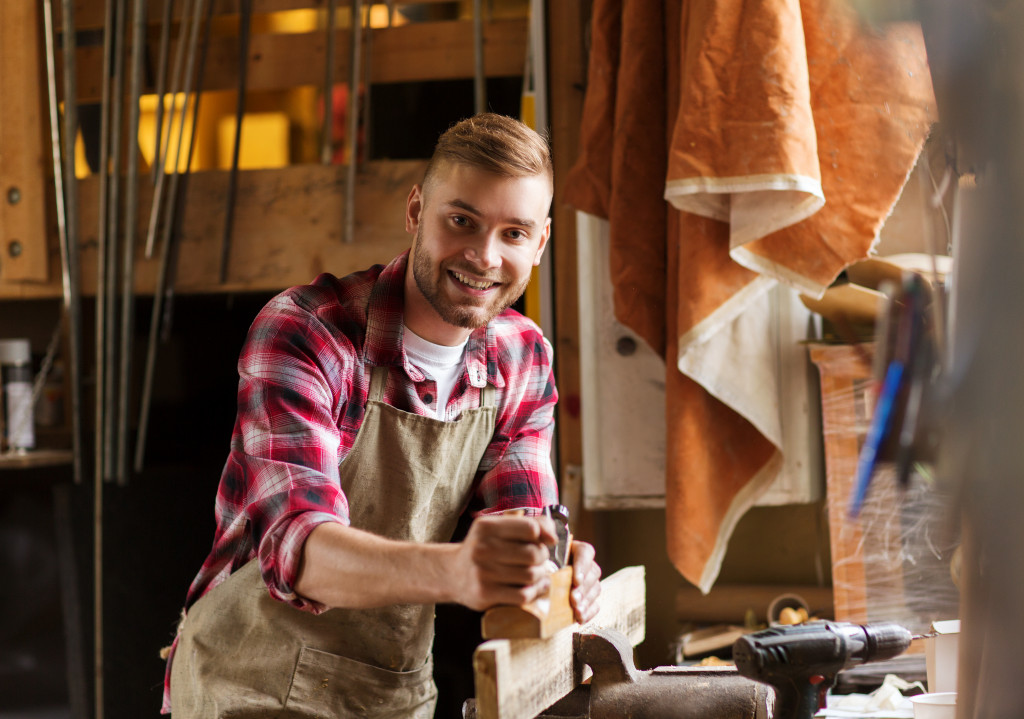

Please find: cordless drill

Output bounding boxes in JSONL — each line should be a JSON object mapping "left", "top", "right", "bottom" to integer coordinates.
{"left": 732, "top": 620, "right": 913, "bottom": 719}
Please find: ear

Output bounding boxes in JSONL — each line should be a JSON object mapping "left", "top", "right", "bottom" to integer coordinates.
{"left": 405, "top": 184, "right": 423, "bottom": 235}
{"left": 533, "top": 218, "right": 552, "bottom": 266}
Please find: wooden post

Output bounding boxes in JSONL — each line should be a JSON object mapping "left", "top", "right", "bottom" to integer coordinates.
{"left": 473, "top": 565, "right": 646, "bottom": 719}
{"left": 0, "top": 0, "right": 51, "bottom": 283}
{"left": 548, "top": 0, "right": 590, "bottom": 528}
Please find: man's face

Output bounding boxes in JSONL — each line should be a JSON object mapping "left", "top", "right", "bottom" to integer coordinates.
{"left": 404, "top": 162, "right": 552, "bottom": 344}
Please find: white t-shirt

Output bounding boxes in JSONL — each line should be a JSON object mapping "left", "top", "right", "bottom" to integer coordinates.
{"left": 402, "top": 327, "right": 468, "bottom": 420}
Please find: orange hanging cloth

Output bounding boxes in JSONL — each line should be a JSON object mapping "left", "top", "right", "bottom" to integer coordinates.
{"left": 566, "top": 0, "right": 936, "bottom": 592}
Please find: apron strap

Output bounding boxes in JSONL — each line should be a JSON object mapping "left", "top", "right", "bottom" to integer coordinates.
{"left": 480, "top": 382, "right": 495, "bottom": 408}
{"left": 368, "top": 365, "right": 388, "bottom": 402}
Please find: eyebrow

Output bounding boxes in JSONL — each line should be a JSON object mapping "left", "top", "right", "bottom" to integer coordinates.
{"left": 446, "top": 199, "right": 538, "bottom": 229}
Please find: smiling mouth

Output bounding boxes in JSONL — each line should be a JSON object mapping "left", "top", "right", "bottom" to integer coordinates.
{"left": 451, "top": 270, "right": 498, "bottom": 290}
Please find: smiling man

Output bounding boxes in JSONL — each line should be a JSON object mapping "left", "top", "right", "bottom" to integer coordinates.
{"left": 163, "top": 114, "right": 601, "bottom": 719}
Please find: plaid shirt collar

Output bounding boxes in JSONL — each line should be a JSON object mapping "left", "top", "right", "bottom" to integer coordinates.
{"left": 363, "top": 250, "right": 505, "bottom": 390}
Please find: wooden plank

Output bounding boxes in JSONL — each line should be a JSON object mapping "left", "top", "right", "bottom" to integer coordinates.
{"left": 0, "top": 0, "right": 51, "bottom": 282}
{"left": 676, "top": 583, "right": 835, "bottom": 624}
{"left": 0, "top": 159, "right": 424, "bottom": 299}
{"left": 66, "top": 18, "right": 528, "bottom": 102}
{"left": 370, "top": 18, "right": 528, "bottom": 85}
{"left": 473, "top": 565, "right": 646, "bottom": 719}
{"left": 810, "top": 344, "right": 872, "bottom": 623}
{"left": 67, "top": 0, "right": 462, "bottom": 28}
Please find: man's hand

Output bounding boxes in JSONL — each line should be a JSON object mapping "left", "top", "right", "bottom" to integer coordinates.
{"left": 568, "top": 540, "right": 601, "bottom": 623}
{"left": 449, "top": 514, "right": 558, "bottom": 611}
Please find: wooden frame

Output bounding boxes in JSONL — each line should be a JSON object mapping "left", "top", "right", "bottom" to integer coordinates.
{"left": 1, "top": 1, "right": 535, "bottom": 299}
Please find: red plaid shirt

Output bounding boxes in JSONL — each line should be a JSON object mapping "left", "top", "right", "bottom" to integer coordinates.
{"left": 162, "top": 251, "right": 558, "bottom": 711}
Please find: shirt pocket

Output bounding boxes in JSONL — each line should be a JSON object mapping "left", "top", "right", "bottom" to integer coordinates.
{"left": 285, "top": 646, "right": 436, "bottom": 719}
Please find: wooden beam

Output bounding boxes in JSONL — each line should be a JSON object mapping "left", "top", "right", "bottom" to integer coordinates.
{"left": 65, "top": 18, "right": 528, "bottom": 103}
{"left": 809, "top": 345, "right": 873, "bottom": 624}
{"left": 67, "top": 0, "right": 462, "bottom": 28}
{"left": 473, "top": 565, "right": 646, "bottom": 719}
{"left": 0, "top": 0, "right": 51, "bottom": 283}
{"left": 676, "top": 583, "right": 835, "bottom": 624}
{"left": 548, "top": 1, "right": 589, "bottom": 525}
{"left": 0, "top": 159, "right": 425, "bottom": 299}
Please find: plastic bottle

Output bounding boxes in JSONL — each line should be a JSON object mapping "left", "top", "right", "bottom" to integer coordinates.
{"left": 0, "top": 339, "right": 35, "bottom": 453}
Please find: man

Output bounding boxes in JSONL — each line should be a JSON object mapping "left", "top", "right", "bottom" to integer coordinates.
{"left": 163, "top": 114, "right": 602, "bottom": 718}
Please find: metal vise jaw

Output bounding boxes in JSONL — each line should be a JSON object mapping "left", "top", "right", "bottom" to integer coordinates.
{"left": 464, "top": 628, "right": 774, "bottom": 719}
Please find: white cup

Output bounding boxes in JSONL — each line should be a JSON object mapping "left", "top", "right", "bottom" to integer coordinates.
{"left": 911, "top": 692, "right": 957, "bottom": 719}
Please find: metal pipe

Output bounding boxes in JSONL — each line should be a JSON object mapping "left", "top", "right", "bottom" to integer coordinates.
{"left": 219, "top": 0, "right": 253, "bottom": 283}
{"left": 528, "top": 0, "right": 547, "bottom": 133}
{"left": 59, "top": 0, "right": 84, "bottom": 490}
{"left": 345, "top": 0, "right": 363, "bottom": 243}
{"left": 95, "top": 0, "right": 116, "bottom": 486}
{"left": 116, "top": 0, "right": 148, "bottom": 485}
{"left": 146, "top": 0, "right": 194, "bottom": 259}
{"left": 361, "top": 2, "right": 374, "bottom": 162}
{"left": 152, "top": 0, "right": 176, "bottom": 187}
{"left": 321, "top": 0, "right": 338, "bottom": 165}
{"left": 473, "top": 0, "right": 485, "bottom": 115}
{"left": 47, "top": 0, "right": 89, "bottom": 707}
{"left": 136, "top": 0, "right": 214, "bottom": 472}
{"left": 41, "top": 0, "right": 69, "bottom": 457}
{"left": 102, "top": 0, "right": 128, "bottom": 483}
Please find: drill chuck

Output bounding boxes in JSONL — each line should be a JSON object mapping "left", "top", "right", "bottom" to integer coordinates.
{"left": 853, "top": 621, "right": 915, "bottom": 664}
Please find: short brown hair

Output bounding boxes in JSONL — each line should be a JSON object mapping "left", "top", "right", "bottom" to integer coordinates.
{"left": 423, "top": 113, "right": 553, "bottom": 190}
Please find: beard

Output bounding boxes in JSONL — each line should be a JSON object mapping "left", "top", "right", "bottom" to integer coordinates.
{"left": 411, "top": 227, "right": 531, "bottom": 330}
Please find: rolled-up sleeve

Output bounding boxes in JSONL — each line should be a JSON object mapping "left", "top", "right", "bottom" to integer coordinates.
{"left": 230, "top": 294, "right": 355, "bottom": 609}
{"left": 474, "top": 334, "right": 560, "bottom": 512}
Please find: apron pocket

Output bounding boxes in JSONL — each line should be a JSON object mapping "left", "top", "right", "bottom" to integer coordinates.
{"left": 285, "top": 646, "right": 437, "bottom": 719}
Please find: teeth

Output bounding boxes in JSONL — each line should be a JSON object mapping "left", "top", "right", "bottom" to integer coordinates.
{"left": 453, "top": 271, "right": 495, "bottom": 290}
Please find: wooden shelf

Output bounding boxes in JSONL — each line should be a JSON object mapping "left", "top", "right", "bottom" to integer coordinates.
{"left": 0, "top": 448, "right": 75, "bottom": 470}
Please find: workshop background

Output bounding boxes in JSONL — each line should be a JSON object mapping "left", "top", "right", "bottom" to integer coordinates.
{"left": 1, "top": 1, "right": 1022, "bottom": 718}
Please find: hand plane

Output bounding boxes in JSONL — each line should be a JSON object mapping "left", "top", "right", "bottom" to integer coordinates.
{"left": 481, "top": 504, "right": 576, "bottom": 639}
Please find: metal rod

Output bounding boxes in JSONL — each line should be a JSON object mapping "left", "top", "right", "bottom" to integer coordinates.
{"left": 145, "top": 0, "right": 194, "bottom": 259}
{"left": 321, "top": 0, "right": 338, "bottom": 165}
{"left": 59, "top": 0, "right": 84, "bottom": 490}
{"left": 152, "top": 0, "right": 176, "bottom": 186}
{"left": 43, "top": 10, "right": 92, "bottom": 714}
{"left": 103, "top": 0, "right": 128, "bottom": 483}
{"left": 345, "top": 0, "right": 363, "bottom": 243}
{"left": 95, "top": 0, "right": 116, "bottom": 487}
{"left": 41, "top": 0, "right": 68, "bottom": 445}
{"left": 473, "top": 0, "right": 486, "bottom": 114}
{"left": 48, "top": 0, "right": 89, "bottom": 707}
{"left": 135, "top": 0, "right": 214, "bottom": 472}
{"left": 528, "top": 0, "right": 547, "bottom": 133}
{"left": 361, "top": 2, "right": 374, "bottom": 162}
{"left": 219, "top": 0, "right": 253, "bottom": 284}
{"left": 116, "top": 0, "right": 148, "bottom": 485}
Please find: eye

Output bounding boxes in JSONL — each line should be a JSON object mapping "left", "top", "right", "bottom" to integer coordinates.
{"left": 450, "top": 214, "right": 471, "bottom": 228}
{"left": 506, "top": 228, "right": 527, "bottom": 241}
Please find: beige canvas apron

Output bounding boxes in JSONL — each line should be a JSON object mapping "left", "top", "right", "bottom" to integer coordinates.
{"left": 172, "top": 365, "right": 496, "bottom": 718}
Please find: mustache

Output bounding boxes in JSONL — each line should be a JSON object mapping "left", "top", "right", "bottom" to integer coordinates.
{"left": 444, "top": 263, "right": 506, "bottom": 284}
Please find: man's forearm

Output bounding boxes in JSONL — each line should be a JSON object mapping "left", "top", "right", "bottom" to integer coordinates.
{"left": 294, "top": 522, "right": 461, "bottom": 608}
{"left": 294, "top": 515, "right": 559, "bottom": 611}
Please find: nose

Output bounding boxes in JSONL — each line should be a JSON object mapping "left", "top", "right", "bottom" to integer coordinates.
{"left": 466, "top": 230, "right": 502, "bottom": 270}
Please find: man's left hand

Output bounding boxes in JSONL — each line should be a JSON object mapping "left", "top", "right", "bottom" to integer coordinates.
{"left": 568, "top": 541, "right": 601, "bottom": 623}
